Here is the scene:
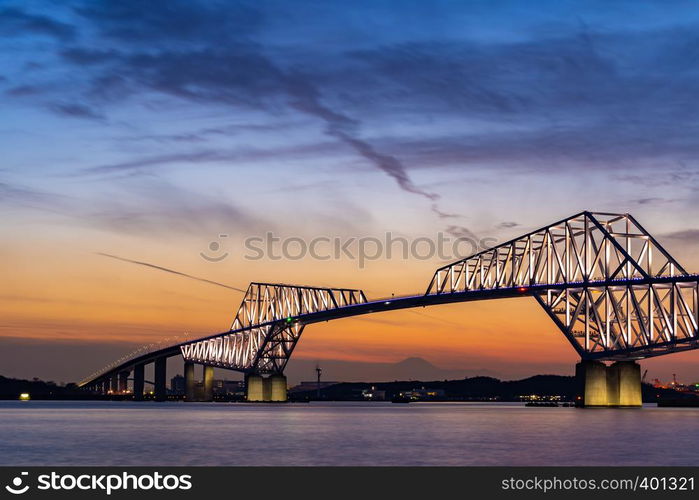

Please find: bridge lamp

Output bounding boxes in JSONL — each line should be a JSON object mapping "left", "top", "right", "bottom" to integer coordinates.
{"left": 517, "top": 287, "right": 527, "bottom": 293}
{"left": 19, "top": 393, "right": 30, "bottom": 401}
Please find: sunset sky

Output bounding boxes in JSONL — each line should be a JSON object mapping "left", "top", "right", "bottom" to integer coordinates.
{"left": 2, "top": 0, "right": 699, "bottom": 384}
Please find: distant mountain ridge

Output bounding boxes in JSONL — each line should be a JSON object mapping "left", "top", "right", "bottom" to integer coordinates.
{"left": 285, "top": 356, "right": 498, "bottom": 385}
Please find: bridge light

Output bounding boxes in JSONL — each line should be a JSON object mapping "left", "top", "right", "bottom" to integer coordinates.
{"left": 286, "top": 317, "right": 293, "bottom": 323}
{"left": 517, "top": 287, "right": 527, "bottom": 293}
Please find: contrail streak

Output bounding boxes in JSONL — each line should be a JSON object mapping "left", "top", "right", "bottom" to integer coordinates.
{"left": 96, "top": 252, "right": 246, "bottom": 292}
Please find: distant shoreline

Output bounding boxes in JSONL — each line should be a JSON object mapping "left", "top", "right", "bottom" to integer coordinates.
{"left": 1, "top": 373, "right": 688, "bottom": 404}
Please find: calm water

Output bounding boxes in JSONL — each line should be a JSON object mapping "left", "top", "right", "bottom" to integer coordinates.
{"left": 1, "top": 401, "right": 697, "bottom": 466}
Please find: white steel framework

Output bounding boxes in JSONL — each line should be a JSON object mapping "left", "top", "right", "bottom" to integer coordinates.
{"left": 80, "top": 211, "right": 699, "bottom": 386}
{"left": 426, "top": 212, "right": 699, "bottom": 359}
{"left": 181, "top": 283, "right": 367, "bottom": 373}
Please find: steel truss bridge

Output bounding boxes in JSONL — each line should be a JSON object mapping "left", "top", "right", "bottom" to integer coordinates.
{"left": 80, "top": 211, "right": 699, "bottom": 394}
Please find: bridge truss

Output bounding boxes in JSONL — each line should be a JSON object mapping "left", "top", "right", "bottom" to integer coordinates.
{"left": 426, "top": 212, "right": 699, "bottom": 359}
{"left": 181, "top": 283, "right": 367, "bottom": 373}
{"left": 82, "top": 211, "right": 698, "bottom": 386}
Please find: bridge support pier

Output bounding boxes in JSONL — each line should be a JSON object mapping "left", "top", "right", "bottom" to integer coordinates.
{"left": 118, "top": 371, "right": 129, "bottom": 393}
{"left": 245, "top": 374, "right": 287, "bottom": 402}
{"left": 110, "top": 374, "right": 119, "bottom": 394}
{"left": 262, "top": 377, "right": 272, "bottom": 401}
{"left": 246, "top": 374, "right": 264, "bottom": 401}
{"left": 133, "top": 363, "right": 144, "bottom": 400}
{"left": 576, "top": 360, "right": 641, "bottom": 407}
{"left": 154, "top": 357, "right": 167, "bottom": 402}
{"left": 203, "top": 365, "right": 214, "bottom": 402}
{"left": 270, "top": 374, "right": 287, "bottom": 402}
{"left": 576, "top": 360, "right": 608, "bottom": 406}
{"left": 612, "top": 361, "right": 642, "bottom": 407}
{"left": 184, "top": 362, "right": 195, "bottom": 401}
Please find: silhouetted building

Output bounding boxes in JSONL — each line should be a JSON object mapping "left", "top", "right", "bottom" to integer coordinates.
{"left": 213, "top": 379, "right": 244, "bottom": 396}
{"left": 362, "top": 386, "right": 386, "bottom": 400}
{"left": 289, "top": 381, "right": 339, "bottom": 393}
{"left": 394, "top": 387, "right": 446, "bottom": 400}
{"left": 171, "top": 375, "right": 184, "bottom": 395}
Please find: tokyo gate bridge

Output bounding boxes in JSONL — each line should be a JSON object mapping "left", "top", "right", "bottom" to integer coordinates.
{"left": 79, "top": 211, "right": 699, "bottom": 407}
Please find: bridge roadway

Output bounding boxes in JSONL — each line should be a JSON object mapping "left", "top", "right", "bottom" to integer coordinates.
{"left": 80, "top": 274, "right": 699, "bottom": 402}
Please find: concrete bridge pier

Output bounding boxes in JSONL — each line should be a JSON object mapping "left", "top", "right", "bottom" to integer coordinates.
{"left": 184, "top": 362, "right": 195, "bottom": 401}
{"left": 203, "top": 365, "right": 214, "bottom": 402}
{"left": 246, "top": 374, "right": 264, "bottom": 401}
{"left": 110, "top": 374, "right": 119, "bottom": 394}
{"left": 133, "top": 363, "right": 145, "bottom": 400}
{"left": 154, "top": 357, "right": 167, "bottom": 402}
{"left": 262, "top": 376, "right": 272, "bottom": 401}
{"left": 270, "top": 374, "right": 288, "bottom": 402}
{"left": 612, "top": 361, "right": 643, "bottom": 407}
{"left": 245, "top": 374, "right": 287, "bottom": 402}
{"left": 118, "top": 371, "right": 129, "bottom": 394}
{"left": 576, "top": 360, "right": 642, "bottom": 407}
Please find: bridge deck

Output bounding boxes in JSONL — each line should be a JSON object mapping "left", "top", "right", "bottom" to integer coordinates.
{"left": 80, "top": 274, "right": 699, "bottom": 387}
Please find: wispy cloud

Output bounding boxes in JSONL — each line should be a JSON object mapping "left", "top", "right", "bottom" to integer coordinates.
{"left": 0, "top": 176, "right": 262, "bottom": 240}
{"left": 0, "top": 7, "right": 75, "bottom": 40}
{"left": 5, "top": 85, "right": 42, "bottom": 96}
{"left": 662, "top": 229, "right": 699, "bottom": 244}
{"left": 0, "top": 181, "right": 70, "bottom": 210}
{"left": 49, "top": 102, "right": 104, "bottom": 120}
